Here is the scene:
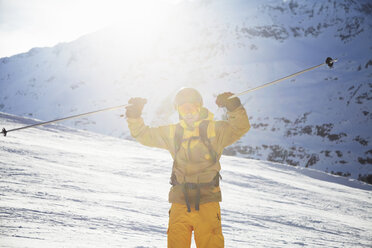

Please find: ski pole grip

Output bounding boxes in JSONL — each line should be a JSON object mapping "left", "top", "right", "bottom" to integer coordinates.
{"left": 1, "top": 128, "right": 7, "bottom": 137}
{"left": 326, "top": 57, "right": 337, "bottom": 68}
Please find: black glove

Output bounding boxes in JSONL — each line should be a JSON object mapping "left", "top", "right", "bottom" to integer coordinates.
{"left": 125, "top": 97, "right": 147, "bottom": 118}
{"left": 216, "top": 92, "right": 241, "bottom": 111}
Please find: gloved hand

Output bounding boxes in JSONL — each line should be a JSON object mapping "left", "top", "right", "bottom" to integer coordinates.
{"left": 125, "top": 97, "right": 147, "bottom": 118}
{"left": 216, "top": 92, "right": 241, "bottom": 111}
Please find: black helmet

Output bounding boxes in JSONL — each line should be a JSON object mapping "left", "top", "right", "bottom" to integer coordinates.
{"left": 174, "top": 88, "right": 203, "bottom": 109}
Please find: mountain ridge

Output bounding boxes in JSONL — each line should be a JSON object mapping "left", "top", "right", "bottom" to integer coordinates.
{"left": 0, "top": 0, "right": 371, "bottom": 182}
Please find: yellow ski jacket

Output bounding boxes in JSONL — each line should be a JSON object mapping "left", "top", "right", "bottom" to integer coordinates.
{"left": 127, "top": 106, "right": 250, "bottom": 205}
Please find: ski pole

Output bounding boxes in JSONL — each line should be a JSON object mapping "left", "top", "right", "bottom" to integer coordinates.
{"left": 1, "top": 103, "right": 130, "bottom": 136}
{"left": 228, "top": 57, "right": 337, "bottom": 99}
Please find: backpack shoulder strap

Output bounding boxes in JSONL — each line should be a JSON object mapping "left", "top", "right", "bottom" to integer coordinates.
{"left": 173, "top": 121, "right": 217, "bottom": 161}
{"left": 174, "top": 123, "right": 184, "bottom": 156}
{"left": 199, "top": 120, "right": 217, "bottom": 164}
{"left": 170, "top": 123, "right": 183, "bottom": 186}
{"left": 199, "top": 120, "right": 209, "bottom": 140}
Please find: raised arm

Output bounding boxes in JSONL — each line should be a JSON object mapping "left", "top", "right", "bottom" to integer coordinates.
{"left": 214, "top": 92, "right": 251, "bottom": 148}
{"left": 127, "top": 118, "right": 174, "bottom": 150}
{"left": 125, "top": 97, "right": 174, "bottom": 150}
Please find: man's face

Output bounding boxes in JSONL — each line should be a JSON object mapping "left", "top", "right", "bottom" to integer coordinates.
{"left": 183, "top": 112, "right": 200, "bottom": 126}
{"left": 178, "top": 103, "right": 201, "bottom": 126}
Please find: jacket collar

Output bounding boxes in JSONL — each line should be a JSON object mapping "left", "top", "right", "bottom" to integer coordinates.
{"left": 179, "top": 107, "right": 214, "bottom": 130}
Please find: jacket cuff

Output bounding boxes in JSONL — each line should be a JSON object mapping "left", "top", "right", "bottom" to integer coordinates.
{"left": 226, "top": 97, "right": 242, "bottom": 112}
{"left": 126, "top": 117, "right": 144, "bottom": 123}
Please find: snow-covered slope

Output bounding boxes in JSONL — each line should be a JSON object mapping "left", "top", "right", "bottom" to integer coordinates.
{"left": 0, "top": 0, "right": 371, "bottom": 182}
{"left": 0, "top": 113, "right": 371, "bottom": 248}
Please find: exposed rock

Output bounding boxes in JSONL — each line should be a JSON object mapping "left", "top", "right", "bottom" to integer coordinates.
{"left": 354, "top": 136, "right": 369, "bottom": 146}
{"left": 240, "top": 25, "right": 289, "bottom": 41}
{"left": 301, "top": 125, "right": 313, "bottom": 135}
{"left": 321, "top": 150, "right": 331, "bottom": 157}
{"left": 274, "top": 117, "right": 291, "bottom": 124}
{"left": 365, "top": 59, "right": 372, "bottom": 68}
{"left": 285, "top": 159, "right": 300, "bottom": 166}
{"left": 305, "top": 154, "right": 319, "bottom": 167}
{"left": 335, "top": 150, "right": 343, "bottom": 157}
{"left": 355, "top": 92, "right": 371, "bottom": 104}
{"left": 339, "top": 16, "right": 365, "bottom": 42}
{"left": 294, "top": 112, "right": 311, "bottom": 124}
{"left": 315, "top": 123, "right": 334, "bottom": 137}
{"left": 358, "top": 174, "right": 372, "bottom": 184}
{"left": 328, "top": 133, "right": 347, "bottom": 141}
{"left": 251, "top": 123, "right": 269, "bottom": 129}
{"left": 358, "top": 157, "right": 372, "bottom": 165}
{"left": 331, "top": 171, "right": 351, "bottom": 177}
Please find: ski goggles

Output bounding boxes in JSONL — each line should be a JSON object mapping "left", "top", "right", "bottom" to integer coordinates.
{"left": 177, "top": 103, "right": 201, "bottom": 117}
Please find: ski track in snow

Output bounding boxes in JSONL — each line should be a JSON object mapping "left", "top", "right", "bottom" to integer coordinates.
{"left": 0, "top": 113, "right": 371, "bottom": 248}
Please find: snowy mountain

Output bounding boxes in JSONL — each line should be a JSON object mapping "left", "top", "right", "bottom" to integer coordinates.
{"left": 0, "top": 0, "right": 371, "bottom": 183}
{"left": 1, "top": 112, "right": 371, "bottom": 247}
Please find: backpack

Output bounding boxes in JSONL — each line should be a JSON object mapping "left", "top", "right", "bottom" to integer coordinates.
{"left": 169, "top": 120, "right": 220, "bottom": 212}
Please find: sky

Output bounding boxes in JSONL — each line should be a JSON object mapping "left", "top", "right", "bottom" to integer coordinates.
{"left": 0, "top": 0, "right": 181, "bottom": 58}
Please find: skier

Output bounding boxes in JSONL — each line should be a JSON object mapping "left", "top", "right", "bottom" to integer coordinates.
{"left": 125, "top": 88, "right": 250, "bottom": 248}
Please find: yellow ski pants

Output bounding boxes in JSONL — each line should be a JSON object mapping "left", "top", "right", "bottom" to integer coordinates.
{"left": 167, "top": 202, "right": 224, "bottom": 248}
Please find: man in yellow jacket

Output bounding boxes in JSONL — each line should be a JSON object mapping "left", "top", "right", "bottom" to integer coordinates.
{"left": 125, "top": 88, "right": 250, "bottom": 248}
